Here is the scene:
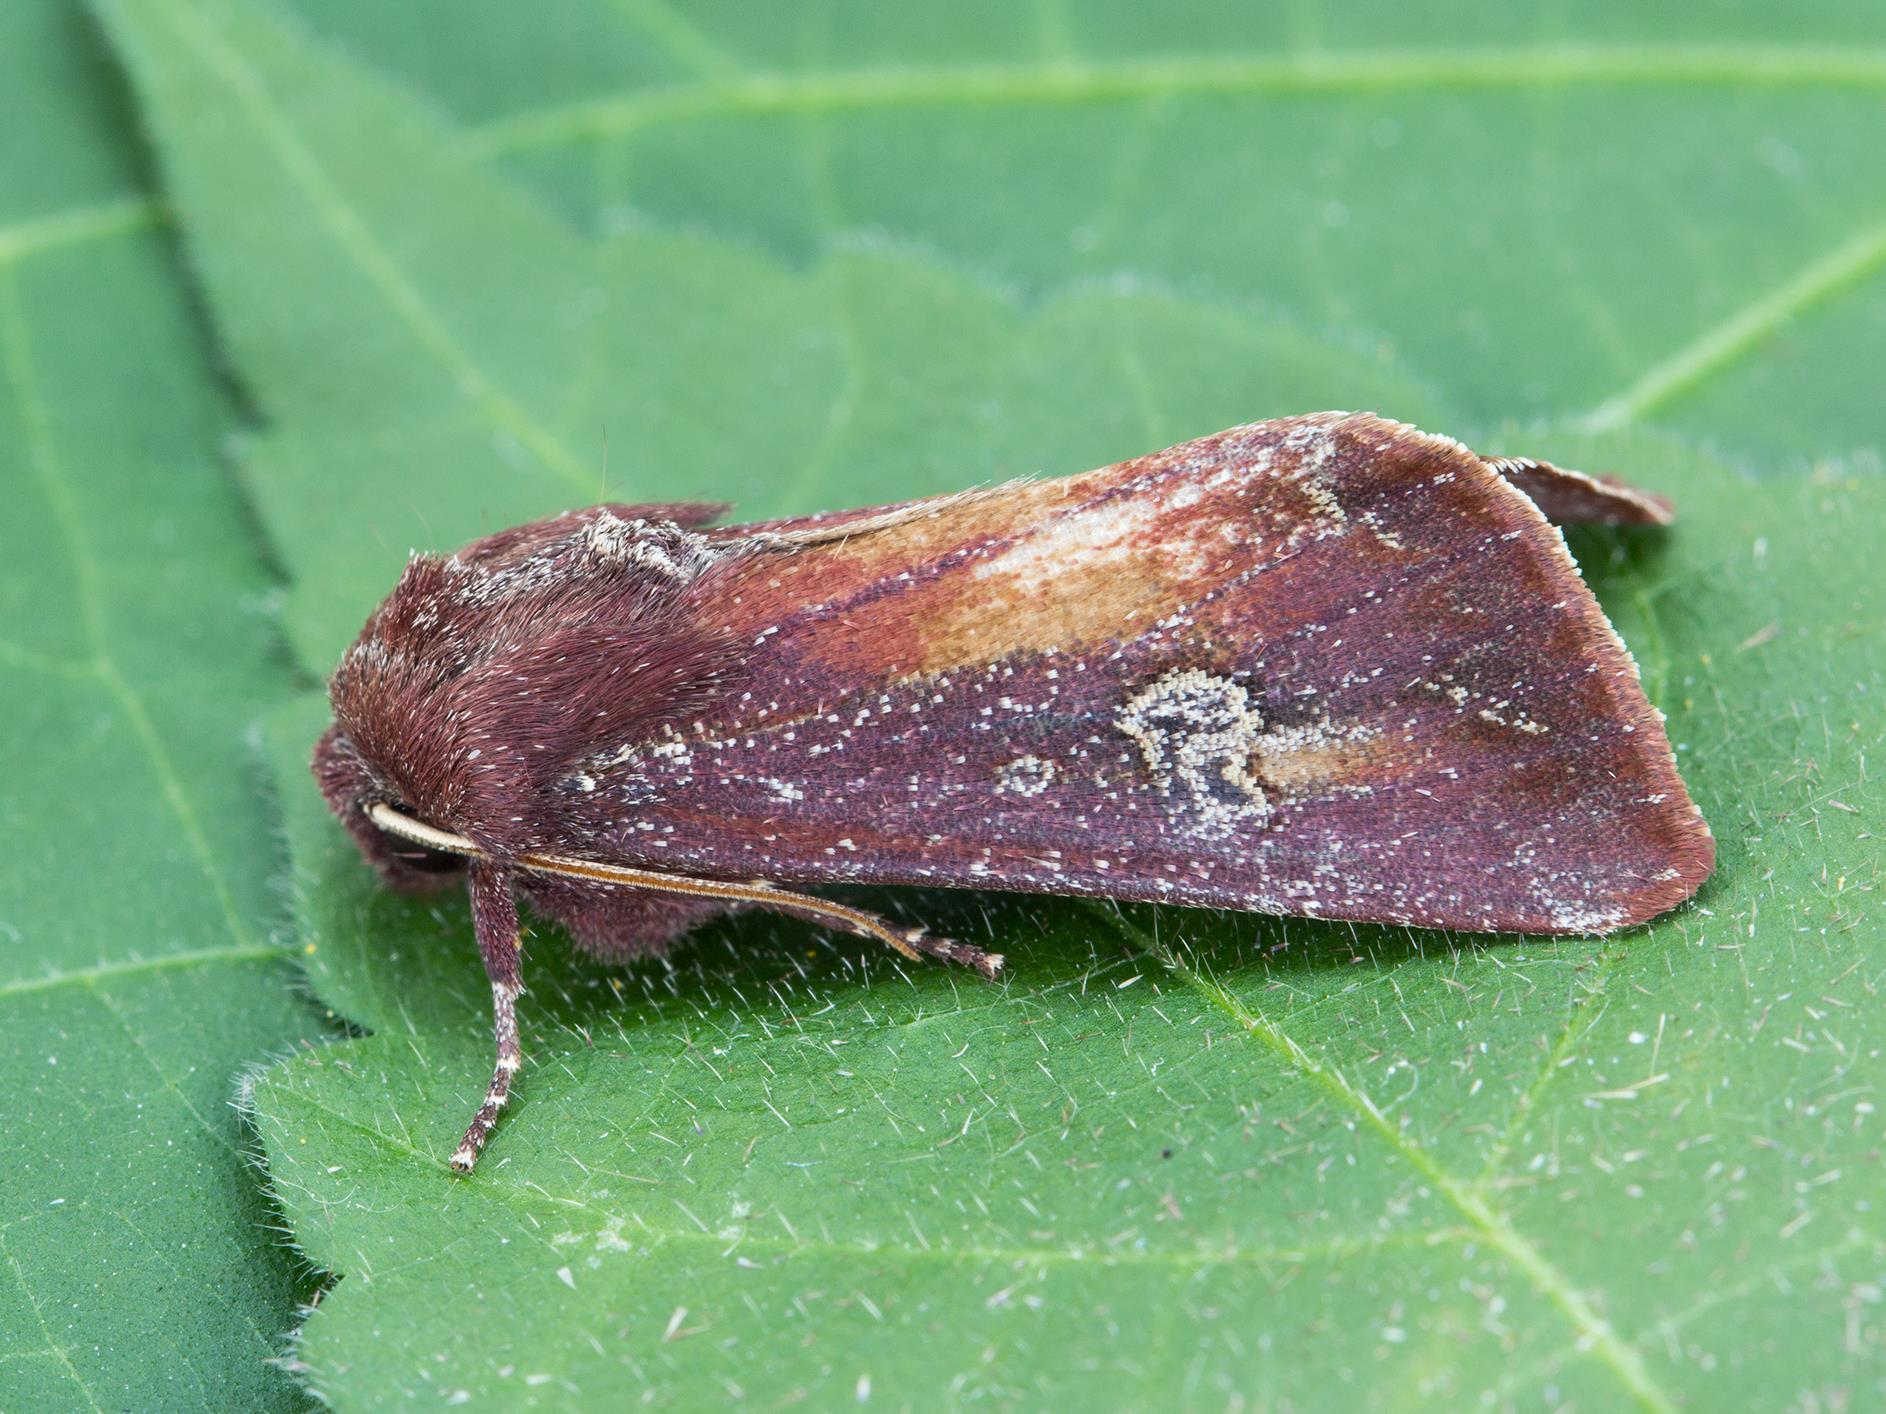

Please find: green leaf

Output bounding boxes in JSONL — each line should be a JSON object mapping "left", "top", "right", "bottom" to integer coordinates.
{"left": 0, "top": 4, "right": 322, "bottom": 1408}
{"left": 96, "top": 0, "right": 1884, "bottom": 1407}
{"left": 254, "top": 456, "right": 1886, "bottom": 1410}
{"left": 88, "top": 0, "right": 1442, "bottom": 675}
{"left": 302, "top": 0, "right": 1886, "bottom": 474}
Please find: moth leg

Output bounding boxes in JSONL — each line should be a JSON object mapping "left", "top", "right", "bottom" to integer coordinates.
{"left": 882, "top": 925, "right": 1000, "bottom": 979}
{"left": 515, "top": 850, "right": 1006, "bottom": 980}
{"left": 686, "top": 888, "right": 1003, "bottom": 977}
{"left": 452, "top": 861, "right": 524, "bottom": 1175}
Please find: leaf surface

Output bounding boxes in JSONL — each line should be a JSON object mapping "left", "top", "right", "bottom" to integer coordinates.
{"left": 0, "top": 4, "right": 322, "bottom": 1408}
{"left": 94, "top": 0, "right": 1886, "bottom": 1407}
{"left": 304, "top": 0, "right": 1886, "bottom": 473}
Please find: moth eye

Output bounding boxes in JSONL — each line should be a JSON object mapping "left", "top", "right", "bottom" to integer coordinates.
{"left": 373, "top": 798, "right": 464, "bottom": 875}
{"left": 393, "top": 844, "right": 464, "bottom": 874}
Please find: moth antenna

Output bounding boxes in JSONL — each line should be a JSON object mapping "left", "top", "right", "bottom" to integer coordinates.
{"left": 364, "top": 803, "right": 1004, "bottom": 979}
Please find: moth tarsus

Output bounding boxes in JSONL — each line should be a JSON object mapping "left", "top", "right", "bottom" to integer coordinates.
{"left": 900, "top": 928, "right": 1006, "bottom": 980}
{"left": 450, "top": 860, "right": 523, "bottom": 1176}
{"left": 318, "top": 412, "right": 1713, "bottom": 1172}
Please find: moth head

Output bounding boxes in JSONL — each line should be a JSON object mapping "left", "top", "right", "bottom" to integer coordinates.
{"left": 313, "top": 721, "right": 468, "bottom": 888}
{"left": 314, "top": 505, "right": 738, "bottom": 878}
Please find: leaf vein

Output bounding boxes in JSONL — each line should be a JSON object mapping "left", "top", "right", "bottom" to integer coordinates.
{"left": 86, "top": 984, "right": 254, "bottom": 1161}
{"left": 602, "top": 0, "right": 748, "bottom": 83}
{"left": 1473, "top": 938, "right": 1619, "bottom": 1186}
{"left": 1580, "top": 209, "right": 1886, "bottom": 430}
{"left": 0, "top": 1236, "right": 106, "bottom": 1413}
{"left": 471, "top": 45, "right": 1886, "bottom": 153}
{"left": 148, "top": 0, "right": 598, "bottom": 496}
{"left": 0, "top": 944, "right": 283, "bottom": 1000}
{"left": 0, "top": 196, "right": 164, "bottom": 268}
{"left": 0, "top": 270, "right": 255, "bottom": 949}
{"left": 1099, "top": 904, "right": 1679, "bottom": 1413}
{"left": 267, "top": 1084, "right": 1474, "bottom": 1272}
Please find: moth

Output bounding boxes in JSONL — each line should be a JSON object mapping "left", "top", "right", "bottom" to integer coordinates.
{"left": 314, "top": 413, "right": 1713, "bottom": 1172}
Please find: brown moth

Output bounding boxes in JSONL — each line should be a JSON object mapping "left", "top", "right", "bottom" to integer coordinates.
{"left": 313, "top": 413, "right": 1714, "bottom": 1172}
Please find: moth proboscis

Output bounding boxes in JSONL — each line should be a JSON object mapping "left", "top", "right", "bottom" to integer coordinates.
{"left": 313, "top": 412, "right": 1713, "bottom": 1172}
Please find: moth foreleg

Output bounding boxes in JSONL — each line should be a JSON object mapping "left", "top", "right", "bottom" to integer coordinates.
{"left": 452, "top": 862, "right": 524, "bottom": 1175}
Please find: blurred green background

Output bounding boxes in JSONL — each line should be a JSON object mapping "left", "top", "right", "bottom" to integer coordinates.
{"left": 2, "top": 1, "right": 1881, "bottom": 1408}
